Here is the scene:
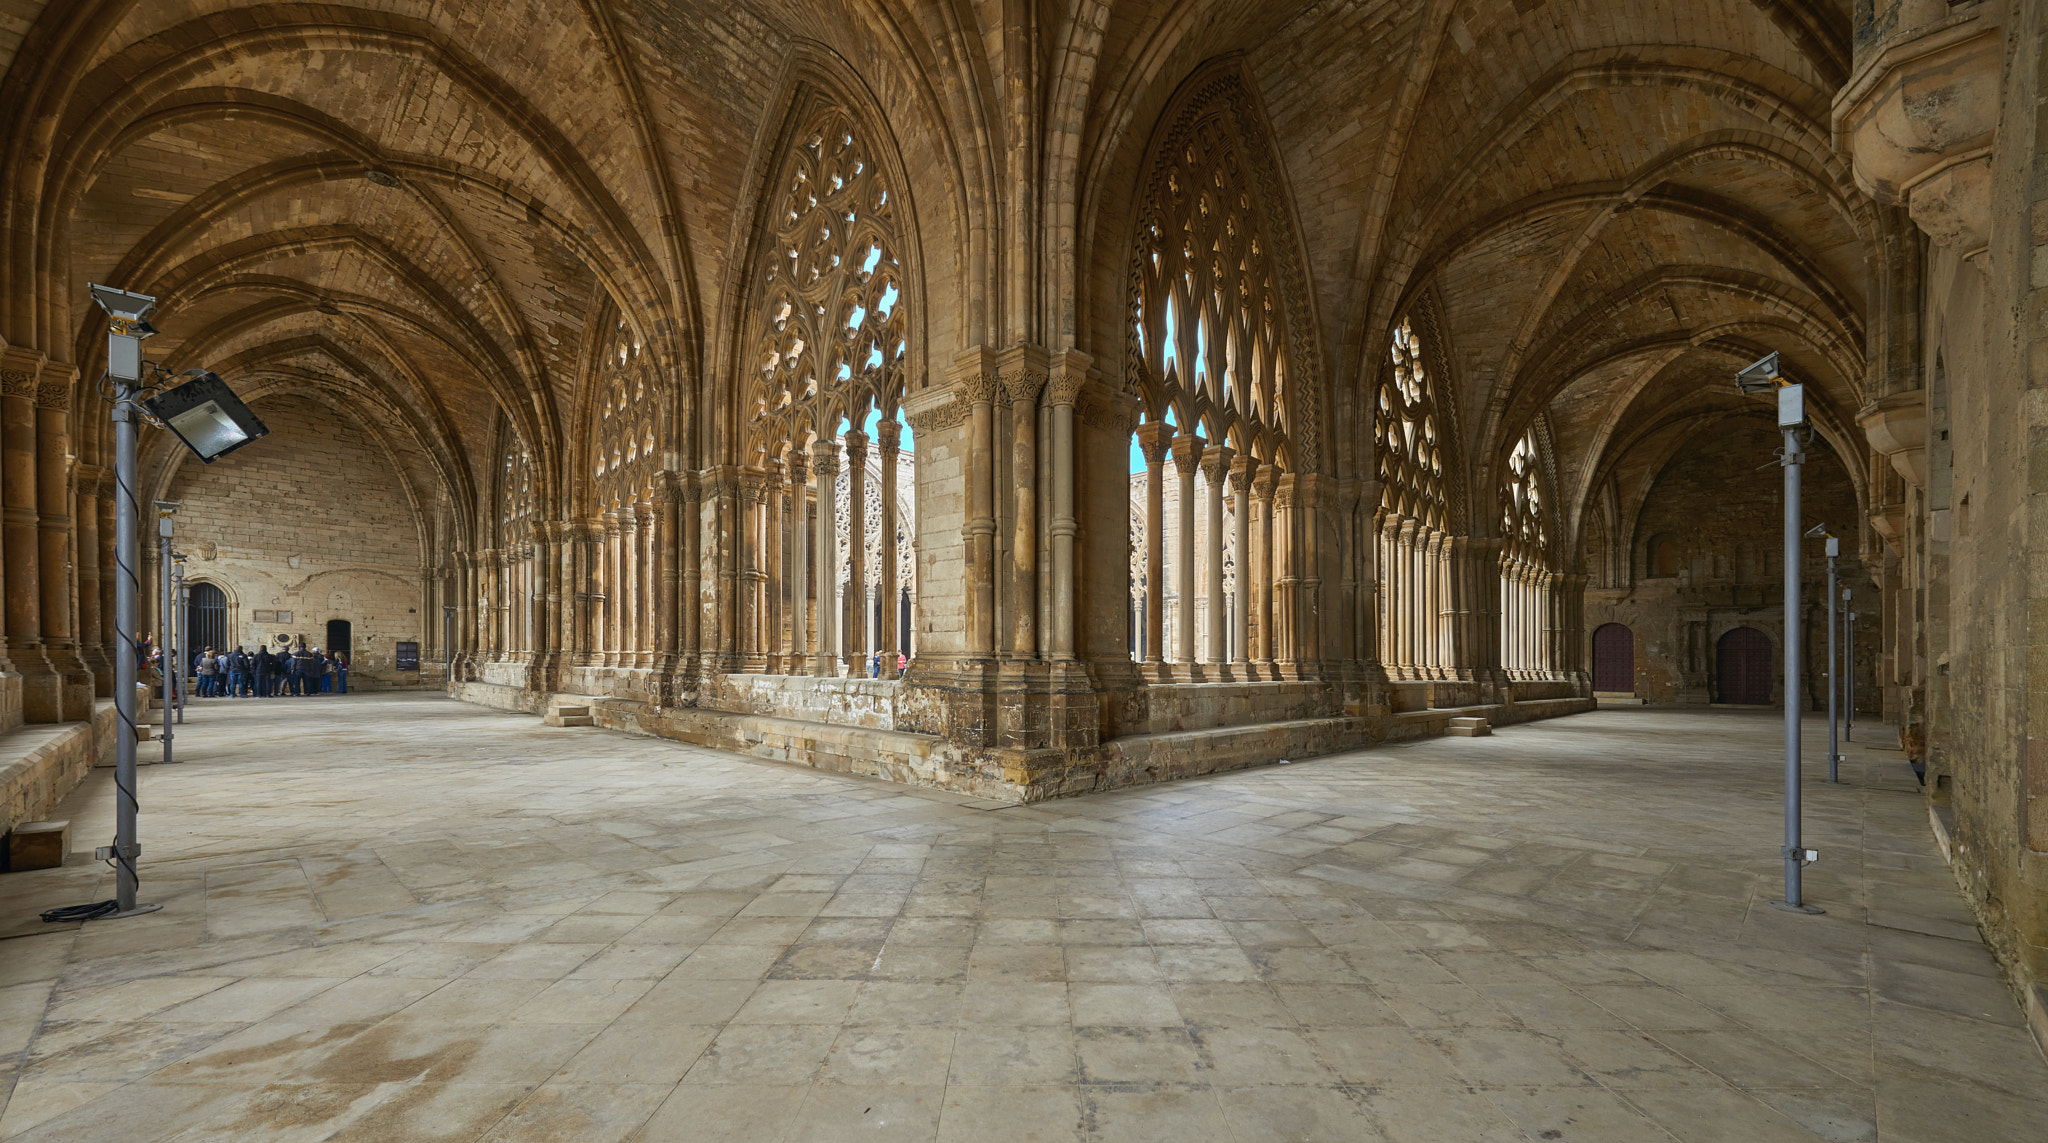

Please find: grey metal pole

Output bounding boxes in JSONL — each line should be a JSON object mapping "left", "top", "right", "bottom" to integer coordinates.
{"left": 1779, "top": 424, "right": 1808, "bottom": 909}
{"left": 173, "top": 563, "right": 186, "bottom": 723}
{"left": 1845, "top": 601, "right": 1855, "bottom": 742}
{"left": 157, "top": 509, "right": 175, "bottom": 765}
{"left": 1826, "top": 542, "right": 1838, "bottom": 783}
{"left": 111, "top": 385, "right": 145, "bottom": 912}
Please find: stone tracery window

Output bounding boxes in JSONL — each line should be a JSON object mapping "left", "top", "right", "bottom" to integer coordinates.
{"left": 495, "top": 439, "right": 535, "bottom": 655}
{"left": 1500, "top": 425, "right": 1554, "bottom": 675}
{"left": 1127, "top": 97, "right": 1297, "bottom": 677}
{"left": 1376, "top": 318, "right": 1452, "bottom": 679}
{"left": 738, "top": 100, "right": 915, "bottom": 678}
{"left": 589, "top": 315, "right": 657, "bottom": 666}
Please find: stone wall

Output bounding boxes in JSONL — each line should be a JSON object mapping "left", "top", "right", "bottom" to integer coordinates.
{"left": 1583, "top": 418, "right": 1877, "bottom": 709}
{"left": 157, "top": 395, "right": 430, "bottom": 689}
{"left": 0, "top": 702, "right": 116, "bottom": 847}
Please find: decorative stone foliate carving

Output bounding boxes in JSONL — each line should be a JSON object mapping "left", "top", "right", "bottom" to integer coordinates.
{"left": 1000, "top": 368, "right": 1047, "bottom": 406}
{"left": 1047, "top": 366, "right": 1086, "bottom": 410}
{"left": 905, "top": 399, "right": 968, "bottom": 436}
{"left": 959, "top": 369, "right": 999, "bottom": 406}
{"left": 0, "top": 370, "right": 34, "bottom": 399}
{"left": 35, "top": 382, "right": 70, "bottom": 410}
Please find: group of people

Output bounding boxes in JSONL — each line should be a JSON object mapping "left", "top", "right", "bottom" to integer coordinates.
{"left": 188, "top": 644, "right": 349, "bottom": 697}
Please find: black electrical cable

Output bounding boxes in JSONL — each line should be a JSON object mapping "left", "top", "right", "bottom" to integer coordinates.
{"left": 41, "top": 900, "right": 119, "bottom": 924}
{"left": 109, "top": 391, "right": 144, "bottom": 900}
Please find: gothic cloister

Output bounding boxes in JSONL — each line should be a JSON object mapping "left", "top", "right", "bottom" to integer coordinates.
{"left": 1, "top": 1, "right": 2046, "bottom": 1139}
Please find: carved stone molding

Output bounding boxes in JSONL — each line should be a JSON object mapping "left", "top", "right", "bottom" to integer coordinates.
{"left": 0, "top": 370, "right": 34, "bottom": 399}
{"left": 35, "top": 382, "right": 70, "bottom": 410}
{"left": 904, "top": 395, "right": 968, "bottom": 436}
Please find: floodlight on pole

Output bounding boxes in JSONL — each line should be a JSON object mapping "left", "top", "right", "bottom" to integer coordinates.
{"left": 1738, "top": 351, "right": 1822, "bottom": 915}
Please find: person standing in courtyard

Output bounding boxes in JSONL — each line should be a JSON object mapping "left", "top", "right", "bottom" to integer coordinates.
{"left": 252, "top": 645, "right": 273, "bottom": 697}
{"left": 334, "top": 651, "right": 349, "bottom": 694}
{"left": 226, "top": 646, "right": 249, "bottom": 697}
{"left": 194, "top": 647, "right": 218, "bottom": 698}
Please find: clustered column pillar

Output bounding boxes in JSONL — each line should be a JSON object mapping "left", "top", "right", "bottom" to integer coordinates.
{"left": 1272, "top": 472, "right": 1299, "bottom": 676}
{"left": 1253, "top": 465, "right": 1277, "bottom": 672}
{"left": 1170, "top": 433, "right": 1202, "bottom": 676}
{"left": 1135, "top": 422, "right": 1174, "bottom": 675}
{"left": 739, "top": 469, "right": 767, "bottom": 672}
{"left": 1200, "top": 445, "right": 1232, "bottom": 671}
{"left": 1229, "top": 456, "right": 1253, "bottom": 678}
{"left": 843, "top": 430, "right": 868, "bottom": 674}
{"left": 811, "top": 438, "right": 840, "bottom": 677}
{"left": 787, "top": 450, "right": 810, "bottom": 676}
{"left": 875, "top": 420, "right": 901, "bottom": 678}
{"left": 764, "top": 463, "right": 786, "bottom": 673}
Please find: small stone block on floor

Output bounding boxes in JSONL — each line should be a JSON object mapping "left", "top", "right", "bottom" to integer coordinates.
{"left": 544, "top": 704, "right": 594, "bottom": 727}
{"left": 1446, "top": 716, "right": 1491, "bottom": 737}
{"left": 7, "top": 820, "right": 69, "bottom": 871}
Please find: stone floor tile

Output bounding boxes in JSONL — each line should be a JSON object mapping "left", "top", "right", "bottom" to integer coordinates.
{"left": 1625, "top": 1083, "right": 1844, "bottom": 1143}
{"left": 633, "top": 1083, "right": 806, "bottom": 1142}
{"left": 820, "top": 1025, "right": 956, "bottom": 1086}
{"left": 1077, "top": 1087, "right": 1233, "bottom": 1139}
{"left": 785, "top": 1083, "right": 944, "bottom": 1141}
{"left": 477, "top": 1079, "right": 669, "bottom": 1143}
{"left": 936, "top": 1085, "right": 1085, "bottom": 1142}
{"left": 1068, "top": 984, "right": 1181, "bottom": 1027}
{"left": 683, "top": 1022, "right": 838, "bottom": 1085}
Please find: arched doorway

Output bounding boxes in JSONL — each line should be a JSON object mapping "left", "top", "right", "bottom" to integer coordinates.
{"left": 326, "top": 619, "right": 352, "bottom": 661}
{"left": 185, "top": 582, "right": 228, "bottom": 654}
{"left": 1592, "top": 623, "right": 1634, "bottom": 693}
{"left": 1716, "top": 626, "right": 1773, "bottom": 705}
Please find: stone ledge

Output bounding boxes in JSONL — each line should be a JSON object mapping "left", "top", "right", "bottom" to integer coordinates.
{"left": 1, "top": 701, "right": 117, "bottom": 841}
{"left": 448, "top": 682, "right": 1596, "bottom": 805}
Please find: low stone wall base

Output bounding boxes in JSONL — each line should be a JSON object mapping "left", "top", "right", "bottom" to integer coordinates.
{"left": 1, "top": 701, "right": 117, "bottom": 843}
{"left": 451, "top": 682, "right": 1595, "bottom": 805}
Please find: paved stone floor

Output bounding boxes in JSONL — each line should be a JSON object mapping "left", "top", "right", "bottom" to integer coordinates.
{"left": 0, "top": 695, "right": 2042, "bottom": 1142}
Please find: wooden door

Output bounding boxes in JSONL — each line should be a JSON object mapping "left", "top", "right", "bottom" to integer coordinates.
{"left": 1716, "top": 626, "right": 1773, "bottom": 705}
{"left": 1592, "top": 624, "right": 1634, "bottom": 692}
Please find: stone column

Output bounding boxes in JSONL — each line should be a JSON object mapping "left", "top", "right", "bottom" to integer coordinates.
{"left": 964, "top": 364, "right": 998, "bottom": 659}
{"left": 0, "top": 368, "right": 56, "bottom": 721}
{"left": 1425, "top": 530, "right": 1447, "bottom": 678}
{"left": 1046, "top": 362, "right": 1083, "bottom": 663}
{"left": 75, "top": 465, "right": 107, "bottom": 693}
{"left": 634, "top": 495, "right": 654, "bottom": 667}
{"left": 1136, "top": 423, "right": 1174, "bottom": 670}
{"left": 33, "top": 375, "right": 86, "bottom": 718}
{"left": 1002, "top": 358, "right": 1045, "bottom": 662}
{"left": 876, "top": 420, "right": 901, "bottom": 677}
{"left": 660, "top": 472, "right": 686, "bottom": 675}
{"left": 1272, "top": 473, "right": 1301, "bottom": 677}
{"left": 740, "top": 469, "right": 767, "bottom": 672}
{"left": 787, "top": 451, "right": 811, "bottom": 676}
{"left": 1229, "top": 456, "right": 1253, "bottom": 676}
{"left": 599, "top": 507, "right": 619, "bottom": 663}
{"left": 1170, "top": 433, "right": 1203, "bottom": 673}
{"left": 1200, "top": 446, "right": 1232, "bottom": 669}
{"left": 811, "top": 438, "right": 840, "bottom": 676}
{"left": 765, "top": 462, "right": 786, "bottom": 673}
{"left": 843, "top": 430, "right": 868, "bottom": 672}
{"left": 1253, "top": 465, "right": 1278, "bottom": 670}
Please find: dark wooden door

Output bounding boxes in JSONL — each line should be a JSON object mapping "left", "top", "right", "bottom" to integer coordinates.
{"left": 1592, "top": 624, "right": 1634, "bottom": 692}
{"left": 1716, "top": 626, "right": 1773, "bottom": 705}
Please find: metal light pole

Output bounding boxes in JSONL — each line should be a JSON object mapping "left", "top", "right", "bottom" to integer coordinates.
{"left": 1825, "top": 535, "right": 1840, "bottom": 783}
{"left": 173, "top": 557, "right": 188, "bottom": 722}
{"left": 156, "top": 503, "right": 178, "bottom": 763}
{"left": 444, "top": 605, "right": 456, "bottom": 676}
{"left": 1739, "top": 353, "right": 1821, "bottom": 914}
{"left": 1845, "top": 598, "right": 1856, "bottom": 742}
{"left": 88, "top": 285, "right": 161, "bottom": 919}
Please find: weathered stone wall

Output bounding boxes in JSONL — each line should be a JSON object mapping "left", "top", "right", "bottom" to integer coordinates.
{"left": 1583, "top": 418, "right": 1876, "bottom": 709}
{"left": 157, "top": 395, "right": 430, "bottom": 688}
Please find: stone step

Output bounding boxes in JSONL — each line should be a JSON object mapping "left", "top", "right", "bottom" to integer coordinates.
{"left": 555, "top": 715, "right": 595, "bottom": 727}
{"left": 1446, "top": 716, "right": 1491, "bottom": 737}
{"left": 544, "top": 703, "right": 595, "bottom": 727}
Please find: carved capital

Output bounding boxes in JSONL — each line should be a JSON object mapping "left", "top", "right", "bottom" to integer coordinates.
{"left": 0, "top": 370, "right": 33, "bottom": 399}
{"left": 1047, "top": 349, "right": 1093, "bottom": 408}
{"left": 1134, "top": 421, "right": 1176, "bottom": 465}
{"left": 808, "top": 438, "right": 840, "bottom": 478}
{"left": 873, "top": 418, "right": 903, "bottom": 452}
{"left": 842, "top": 429, "right": 869, "bottom": 465}
{"left": 1169, "top": 433, "right": 1205, "bottom": 475}
{"left": 35, "top": 382, "right": 70, "bottom": 410}
{"left": 1199, "top": 445, "right": 1235, "bottom": 484}
{"left": 1228, "top": 455, "right": 1256, "bottom": 496}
